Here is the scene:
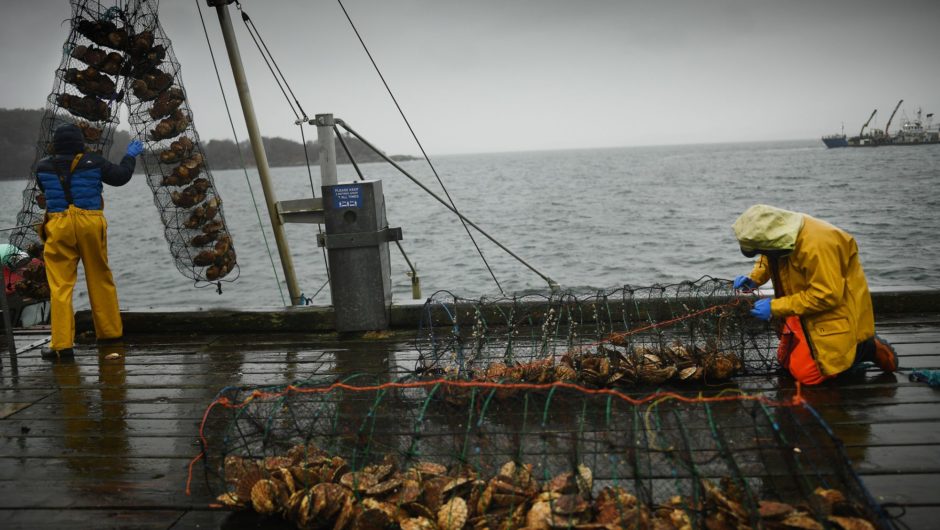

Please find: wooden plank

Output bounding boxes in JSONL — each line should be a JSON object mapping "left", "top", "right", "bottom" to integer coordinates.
{"left": 170, "top": 509, "right": 236, "bottom": 529}
{"left": 860, "top": 473, "right": 940, "bottom": 505}
{"left": 875, "top": 506, "right": 940, "bottom": 530}
{"left": 0, "top": 509, "right": 187, "bottom": 530}
{"left": 851, "top": 445, "right": 940, "bottom": 474}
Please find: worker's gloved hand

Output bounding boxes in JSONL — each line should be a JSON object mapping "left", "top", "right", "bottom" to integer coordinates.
{"left": 733, "top": 275, "right": 758, "bottom": 292}
{"left": 750, "top": 298, "right": 772, "bottom": 321}
{"left": 126, "top": 139, "right": 144, "bottom": 157}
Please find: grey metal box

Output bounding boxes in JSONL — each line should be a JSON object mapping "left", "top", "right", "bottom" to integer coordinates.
{"left": 319, "top": 180, "right": 401, "bottom": 332}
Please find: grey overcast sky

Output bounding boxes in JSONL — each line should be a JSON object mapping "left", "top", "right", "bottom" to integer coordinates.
{"left": 1, "top": 0, "right": 938, "bottom": 155}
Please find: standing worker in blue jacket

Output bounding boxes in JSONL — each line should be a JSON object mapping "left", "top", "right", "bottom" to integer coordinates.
{"left": 35, "top": 123, "right": 144, "bottom": 360}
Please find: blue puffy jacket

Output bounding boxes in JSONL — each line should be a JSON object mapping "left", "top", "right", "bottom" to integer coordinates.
{"left": 36, "top": 124, "right": 136, "bottom": 212}
{"left": 36, "top": 153, "right": 136, "bottom": 212}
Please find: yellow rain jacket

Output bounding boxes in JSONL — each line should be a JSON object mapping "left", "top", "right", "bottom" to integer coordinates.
{"left": 733, "top": 205, "right": 875, "bottom": 376}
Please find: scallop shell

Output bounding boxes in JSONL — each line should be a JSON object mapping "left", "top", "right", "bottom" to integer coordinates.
{"left": 758, "top": 500, "right": 796, "bottom": 519}
{"left": 401, "top": 517, "right": 436, "bottom": 530}
{"left": 827, "top": 516, "right": 875, "bottom": 530}
{"left": 780, "top": 513, "right": 824, "bottom": 530}
{"left": 250, "top": 479, "right": 279, "bottom": 515}
{"left": 526, "top": 500, "right": 553, "bottom": 530}
{"left": 366, "top": 477, "right": 403, "bottom": 497}
{"left": 413, "top": 461, "right": 448, "bottom": 477}
{"left": 215, "top": 491, "right": 244, "bottom": 508}
{"left": 437, "top": 497, "right": 468, "bottom": 530}
{"left": 334, "top": 496, "right": 357, "bottom": 530}
{"left": 341, "top": 470, "right": 381, "bottom": 492}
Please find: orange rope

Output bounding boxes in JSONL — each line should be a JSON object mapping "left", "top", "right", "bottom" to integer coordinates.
{"left": 185, "top": 375, "right": 802, "bottom": 496}
{"left": 605, "top": 298, "right": 747, "bottom": 344}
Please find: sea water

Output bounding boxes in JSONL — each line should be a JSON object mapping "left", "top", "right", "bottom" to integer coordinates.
{"left": 2, "top": 140, "right": 938, "bottom": 309}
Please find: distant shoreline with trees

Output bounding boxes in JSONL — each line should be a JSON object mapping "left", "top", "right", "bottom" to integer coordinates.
{"left": 0, "top": 108, "right": 417, "bottom": 180}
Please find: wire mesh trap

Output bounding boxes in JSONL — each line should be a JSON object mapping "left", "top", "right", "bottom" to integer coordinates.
{"left": 7, "top": 0, "right": 237, "bottom": 289}
{"left": 122, "top": 0, "right": 237, "bottom": 284}
{"left": 193, "top": 381, "right": 888, "bottom": 529}
{"left": 415, "top": 278, "right": 778, "bottom": 389}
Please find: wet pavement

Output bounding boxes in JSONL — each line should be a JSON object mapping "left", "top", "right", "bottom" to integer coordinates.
{"left": 0, "top": 317, "right": 937, "bottom": 529}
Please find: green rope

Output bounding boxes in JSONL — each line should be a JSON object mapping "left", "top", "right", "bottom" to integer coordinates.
{"left": 704, "top": 401, "right": 760, "bottom": 527}
{"left": 458, "top": 387, "right": 478, "bottom": 462}
{"left": 405, "top": 382, "right": 441, "bottom": 459}
{"left": 672, "top": 408, "right": 704, "bottom": 529}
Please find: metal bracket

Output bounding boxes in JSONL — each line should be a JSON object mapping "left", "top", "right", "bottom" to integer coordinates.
{"left": 276, "top": 198, "right": 324, "bottom": 225}
{"left": 317, "top": 227, "right": 402, "bottom": 249}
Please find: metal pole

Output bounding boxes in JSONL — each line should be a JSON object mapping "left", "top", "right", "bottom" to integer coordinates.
{"left": 214, "top": 3, "right": 302, "bottom": 305}
{"left": 315, "top": 114, "right": 338, "bottom": 187}
{"left": 0, "top": 284, "right": 16, "bottom": 366}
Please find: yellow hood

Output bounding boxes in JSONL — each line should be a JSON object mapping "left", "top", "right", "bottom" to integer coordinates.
{"left": 732, "top": 204, "right": 804, "bottom": 252}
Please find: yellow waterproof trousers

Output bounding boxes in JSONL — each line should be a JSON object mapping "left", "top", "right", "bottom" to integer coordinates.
{"left": 43, "top": 205, "right": 122, "bottom": 350}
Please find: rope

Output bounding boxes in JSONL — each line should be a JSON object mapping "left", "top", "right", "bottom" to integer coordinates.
{"left": 238, "top": 5, "right": 308, "bottom": 121}
{"left": 336, "top": 120, "right": 559, "bottom": 291}
{"left": 604, "top": 298, "right": 746, "bottom": 345}
{"left": 335, "top": 0, "right": 504, "bottom": 295}
{"left": 333, "top": 124, "right": 419, "bottom": 286}
{"left": 195, "top": 0, "right": 286, "bottom": 305}
{"left": 298, "top": 123, "right": 332, "bottom": 299}
{"left": 235, "top": 3, "right": 334, "bottom": 302}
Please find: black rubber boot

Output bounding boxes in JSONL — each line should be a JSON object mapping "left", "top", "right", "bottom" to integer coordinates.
{"left": 40, "top": 347, "right": 75, "bottom": 361}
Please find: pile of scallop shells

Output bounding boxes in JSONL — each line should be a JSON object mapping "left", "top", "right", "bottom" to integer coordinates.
{"left": 218, "top": 443, "right": 877, "bottom": 530}
{"left": 431, "top": 339, "right": 743, "bottom": 398}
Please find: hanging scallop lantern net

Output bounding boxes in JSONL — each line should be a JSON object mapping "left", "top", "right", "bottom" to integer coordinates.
{"left": 8, "top": 0, "right": 238, "bottom": 291}
{"left": 192, "top": 381, "right": 889, "bottom": 529}
{"left": 7, "top": 0, "right": 128, "bottom": 300}
{"left": 123, "top": 1, "right": 237, "bottom": 285}
{"left": 415, "top": 277, "right": 778, "bottom": 389}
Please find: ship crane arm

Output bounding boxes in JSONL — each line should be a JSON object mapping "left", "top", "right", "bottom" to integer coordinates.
{"left": 885, "top": 100, "right": 903, "bottom": 136}
{"left": 860, "top": 109, "right": 877, "bottom": 137}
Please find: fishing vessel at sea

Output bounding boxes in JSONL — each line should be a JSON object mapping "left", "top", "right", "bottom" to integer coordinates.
{"left": 822, "top": 99, "right": 940, "bottom": 148}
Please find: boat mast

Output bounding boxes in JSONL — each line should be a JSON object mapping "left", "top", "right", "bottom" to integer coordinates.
{"left": 209, "top": 0, "right": 302, "bottom": 305}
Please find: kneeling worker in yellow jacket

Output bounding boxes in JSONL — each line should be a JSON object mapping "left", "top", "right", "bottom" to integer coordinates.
{"left": 731, "top": 204, "right": 897, "bottom": 384}
{"left": 36, "top": 124, "right": 144, "bottom": 360}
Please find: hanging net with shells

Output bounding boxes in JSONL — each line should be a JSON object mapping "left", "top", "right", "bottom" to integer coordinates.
{"left": 7, "top": 0, "right": 238, "bottom": 291}
{"left": 415, "top": 277, "right": 777, "bottom": 389}
{"left": 192, "top": 381, "right": 888, "bottom": 530}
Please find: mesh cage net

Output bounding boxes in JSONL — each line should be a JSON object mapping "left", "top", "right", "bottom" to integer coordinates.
{"left": 7, "top": 0, "right": 237, "bottom": 292}
{"left": 194, "top": 381, "right": 888, "bottom": 530}
{"left": 416, "top": 278, "right": 778, "bottom": 389}
{"left": 6, "top": 0, "right": 126, "bottom": 299}
{"left": 123, "top": 1, "right": 237, "bottom": 284}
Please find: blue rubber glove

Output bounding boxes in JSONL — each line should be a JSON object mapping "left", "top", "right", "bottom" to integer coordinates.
{"left": 750, "top": 298, "right": 772, "bottom": 321}
{"left": 126, "top": 139, "right": 144, "bottom": 157}
{"left": 733, "top": 275, "right": 758, "bottom": 292}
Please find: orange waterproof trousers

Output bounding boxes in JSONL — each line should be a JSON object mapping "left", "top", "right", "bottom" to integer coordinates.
{"left": 777, "top": 316, "right": 832, "bottom": 386}
{"left": 43, "top": 205, "right": 122, "bottom": 350}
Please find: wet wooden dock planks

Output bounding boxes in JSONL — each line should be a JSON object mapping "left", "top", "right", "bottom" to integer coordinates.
{"left": 0, "top": 317, "right": 938, "bottom": 529}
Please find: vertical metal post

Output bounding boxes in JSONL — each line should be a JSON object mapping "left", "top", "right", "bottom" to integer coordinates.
{"left": 316, "top": 114, "right": 338, "bottom": 187}
{"left": 0, "top": 285, "right": 16, "bottom": 366}
{"left": 214, "top": 3, "right": 302, "bottom": 305}
{"left": 316, "top": 114, "right": 337, "bottom": 305}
